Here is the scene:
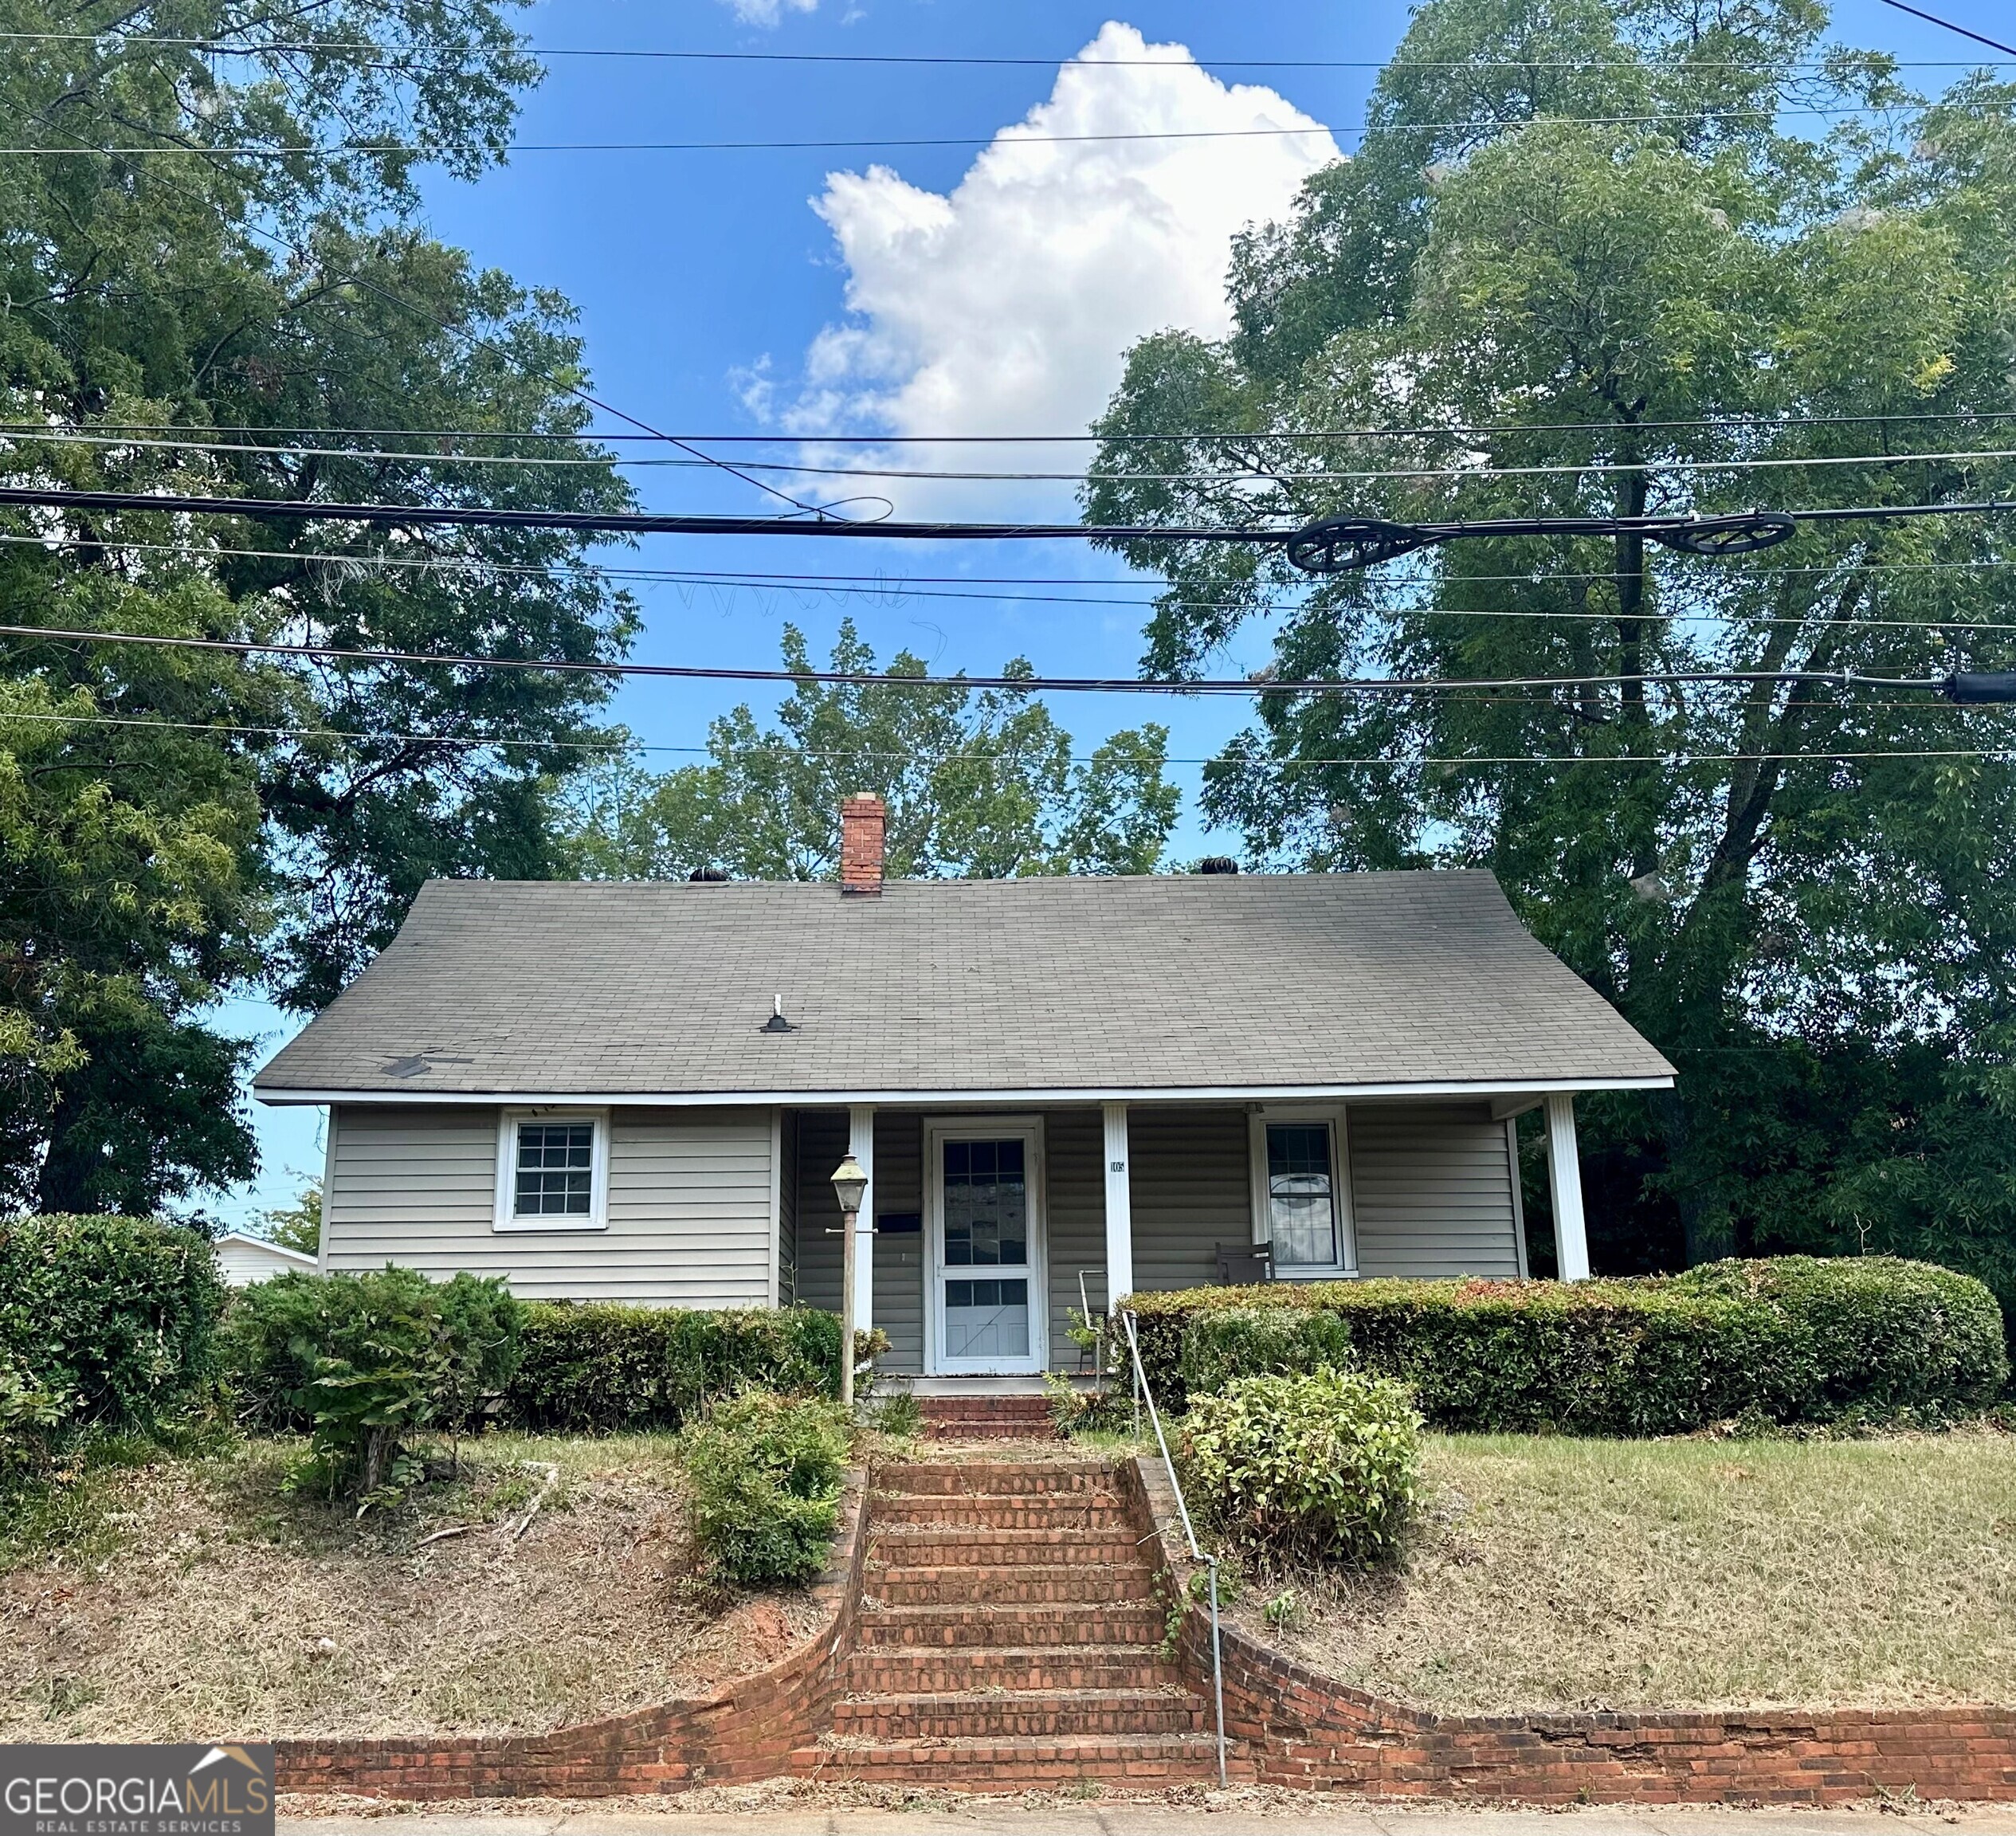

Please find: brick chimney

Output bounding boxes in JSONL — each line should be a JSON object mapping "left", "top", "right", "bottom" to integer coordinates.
{"left": 839, "top": 792, "right": 886, "bottom": 896}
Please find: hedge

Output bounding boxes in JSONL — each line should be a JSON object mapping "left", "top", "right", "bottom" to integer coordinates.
{"left": 0, "top": 1214, "right": 226, "bottom": 1466}
{"left": 1125, "top": 1256, "right": 2009, "bottom": 1434}
{"left": 504, "top": 1301, "right": 847, "bottom": 1431}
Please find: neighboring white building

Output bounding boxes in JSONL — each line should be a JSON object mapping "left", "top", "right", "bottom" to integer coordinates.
{"left": 214, "top": 1230, "right": 319, "bottom": 1286}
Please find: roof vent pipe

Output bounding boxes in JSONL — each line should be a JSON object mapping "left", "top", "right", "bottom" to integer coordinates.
{"left": 1198, "top": 856, "right": 1241, "bottom": 875}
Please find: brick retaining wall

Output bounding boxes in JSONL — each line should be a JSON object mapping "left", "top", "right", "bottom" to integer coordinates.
{"left": 273, "top": 1470, "right": 870, "bottom": 1800}
{"left": 1125, "top": 1457, "right": 2016, "bottom": 1804}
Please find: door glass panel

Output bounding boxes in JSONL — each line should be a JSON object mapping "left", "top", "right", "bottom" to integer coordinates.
{"left": 1267, "top": 1123, "right": 1339, "bottom": 1267}
{"left": 942, "top": 1138, "right": 1030, "bottom": 1359}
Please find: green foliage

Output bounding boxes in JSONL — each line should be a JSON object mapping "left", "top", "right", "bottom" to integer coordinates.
{"left": 1181, "top": 1367, "right": 1422, "bottom": 1568}
{"left": 502, "top": 1302, "right": 852, "bottom": 1431}
{"left": 551, "top": 622, "right": 1179, "bottom": 881}
{"left": 253, "top": 1181, "right": 323, "bottom": 1259}
{"left": 1131, "top": 1257, "right": 2010, "bottom": 1431}
{"left": 680, "top": 1389, "right": 849, "bottom": 1587}
{"left": 1084, "top": 0, "right": 2016, "bottom": 1313}
{"left": 0, "top": 0, "right": 637, "bottom": 1208}
{"left": 0, "top": 1214, "right": 226, "bottom": 1476}
{"left": 222, "top": 1266, "right": 523, "bottom": 1498}
{"left": 1179, "top": 1305, "right": 1357, "bottom": 1397}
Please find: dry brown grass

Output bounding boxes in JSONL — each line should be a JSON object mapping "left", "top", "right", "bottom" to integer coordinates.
{"left": 0, "top": 1433, "right": 822, "bottom": 1744}
{"left": 1230, "top": 1430, "right": 2016, "bottom": 1716}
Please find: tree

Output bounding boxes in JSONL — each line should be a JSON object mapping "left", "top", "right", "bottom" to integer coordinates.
{"left": 1085, "top": 0, "right": 2016, "bottom": 1312}
{"left": 254, "top": 1179, "right": 324, "bottom": 1259}
{"left": 0, "top": 1, "right": 636, "bottom": 1210}
{"left": 554, "top": 622, "right": 1180, "bottom": 881}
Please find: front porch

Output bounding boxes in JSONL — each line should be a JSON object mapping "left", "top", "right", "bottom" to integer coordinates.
{"left": 779, "top": 1096, "right": 1593, "bottom": 1380}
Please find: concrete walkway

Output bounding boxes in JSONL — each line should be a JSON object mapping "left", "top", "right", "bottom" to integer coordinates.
{"left": 280, "top": 1805, "right": 2016, "bottom": 1836}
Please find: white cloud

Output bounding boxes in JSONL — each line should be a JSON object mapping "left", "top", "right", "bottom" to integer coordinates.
{"left": 724, "top": 0, "right": 815, "bottom": 26}
{"left": 775, "top": 22, "right": 1339, "bottom": 517}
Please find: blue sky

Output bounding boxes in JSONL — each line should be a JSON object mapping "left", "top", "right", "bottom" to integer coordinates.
{"left": 216, "top": 0, "right": 2002, "bottom": 1228}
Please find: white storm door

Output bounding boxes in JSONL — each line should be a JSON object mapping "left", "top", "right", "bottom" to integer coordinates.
{"left": 927, "top": 1121, "right": 1045, "bottom": 1375}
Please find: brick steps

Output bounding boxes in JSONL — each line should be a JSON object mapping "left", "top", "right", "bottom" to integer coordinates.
{"left": 914, "top": 1395, "right": 1057, "bottom": 1441}
{"left": 869, "top": 1563, "right": 1155, "bottom": 1606}
{"left": 810, "top": 1455, "right": 1225, "bottom": 1787}
{"left": 794, "top": 1733, "right": 1229, "bottom": 1786}
{"left": 845, "top": 1644, "right": 1174, "bottom": 1694}
{"left": 855, "top": 1603, "right": 1169, "bottom": 1648}
{"left": 869, "top": 1525, "right": 1143, "bottom": 1565}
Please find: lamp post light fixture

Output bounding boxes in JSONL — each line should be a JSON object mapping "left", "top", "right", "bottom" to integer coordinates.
{"left": 829, "top": 1152, "right": 868, "bottom": 1409}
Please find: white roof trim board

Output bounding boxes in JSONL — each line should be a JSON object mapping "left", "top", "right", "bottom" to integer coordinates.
{"left": 254, "top": 871, "right": 1676, "bottom": 1104}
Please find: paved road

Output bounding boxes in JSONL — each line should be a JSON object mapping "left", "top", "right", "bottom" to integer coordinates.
{"left": 279, "top": 1804, "right": 2016, "bottom": 1836}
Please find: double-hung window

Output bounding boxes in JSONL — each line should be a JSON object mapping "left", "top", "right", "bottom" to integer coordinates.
{"left": 496, "top": 1108, "right": 609, "bottom": 1230}
{"left": 1249, "top": 1110, "right": 1355, "bottom": 1276}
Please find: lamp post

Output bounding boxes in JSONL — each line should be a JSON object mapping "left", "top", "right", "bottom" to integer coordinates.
{"left": 829, "top": 1152, "right": 868, "bottom": 1410}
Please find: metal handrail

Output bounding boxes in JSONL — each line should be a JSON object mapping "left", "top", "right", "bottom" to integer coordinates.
{"left": 1117, "top": 1308, "right": 1226, "bottom": 1790}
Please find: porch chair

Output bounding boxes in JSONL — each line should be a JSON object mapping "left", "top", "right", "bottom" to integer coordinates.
{"left": 1214, "top": 1242, "right": 1273, "bottom": 1285}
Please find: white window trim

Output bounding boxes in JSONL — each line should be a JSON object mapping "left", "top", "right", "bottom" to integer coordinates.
{"left": 1249, "top": 1103, "right": 1358, "bottom": 1279}
{"left": 495, "top": 1106, "right": 610, "bottom": 1232}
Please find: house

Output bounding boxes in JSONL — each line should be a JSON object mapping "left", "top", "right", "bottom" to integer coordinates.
{"left": 253, "top": 794, "right": 1674, "bottom": 1380}
{"left": 214, "top": 1230, "right": 320, "bottom": 1286}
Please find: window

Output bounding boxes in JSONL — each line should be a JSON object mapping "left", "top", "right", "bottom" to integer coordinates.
{"left": 496, "top": 1109, "right": 608, "bottom": 1230}
{"left": 1249, "top": 1110, "right": 1355, "bottom": 1275}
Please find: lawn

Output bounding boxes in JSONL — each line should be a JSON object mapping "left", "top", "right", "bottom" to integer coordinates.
{"left": 1230, "top": 1430, "right": 2016, "bottom": 1716}
{"left": 0, "top": 1433, "right": 824, "bottom": 1743}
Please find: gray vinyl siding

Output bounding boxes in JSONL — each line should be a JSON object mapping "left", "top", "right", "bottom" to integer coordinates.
{"left": 873, "top": 1112, "right": 925, "bottom": 1376}
{"left": 1129, "top": 1108, "right": 1253, "bottom": 1293}
{"left": 1043, "top": 1108, "right": 1105, "bottom": 1370}
{"left": 1347, "top": 1101, "right": 1522, "bottom": 1278}
{"left": 324, "top": 1102, "right": 775, "bottom": 1305}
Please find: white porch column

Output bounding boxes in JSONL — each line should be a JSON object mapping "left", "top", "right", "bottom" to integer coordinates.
{"left": 847, "top": 1104, "right": 876, "bottom": 1348}
{"left": 1543, "top": 1093, "right": 1590, "bottom": 1282}
{"left": 1102, "top": 1101, "right": 1133, "bottom": 1315}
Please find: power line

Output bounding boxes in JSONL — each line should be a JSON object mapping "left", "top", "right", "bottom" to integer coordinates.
{"left": 10, "top": 483, "right": 2016, "bottom": 570}
{"left": 4, "top": 706, "right": 2006, "bottom": 772}
{"left": 3, "top": 104, "right": 1892, "bottom": 157}
{"left": 6, "top": 29, "right": 1998, "bottom": 69}
{"left": 1878, "top": 0, "right": 2016, "bottom": 59}
{"left": 25, "top": 407, "right": 2016, "bottom": 445}
{"left": 22, "top": 427, "right": 2016, "bottom": 483}
{"left": 13, "top": 530, "right": 2016, "bottom": 632}
{"left": 0, "top": 620, "right": 1991, "bottom": 699}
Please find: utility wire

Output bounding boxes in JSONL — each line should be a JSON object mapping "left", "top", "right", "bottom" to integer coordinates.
{"left": 1878, "top": 0, "right": 2016, "bottom": 59}
{"left": 9, "top": 482, "right": 2016, "bottom": 552}
{"left": 1, "top": 104, "right": 1891, "bottom": 156}
{"left": 6, "top": 29, "right": 2000, "bottom": 68}
{"left": 22, "top": 428, "right": 2016, "bottom": 483}
{"left": 12, "top": 531, "right": 2016, "bottom": 632}
{"left": 2, "top": 706, "right": 2005, "bottom": 772}
{"left": 25, "top": 408, "right": 2016, "bottom": 445}
{"left": 0, "top": 621, "right": 1987, "bottom": 698}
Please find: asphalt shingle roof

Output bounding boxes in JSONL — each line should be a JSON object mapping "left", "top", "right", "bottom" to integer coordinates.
{"left": 253, "top": 870, "right": 1674, "bottom": 1100}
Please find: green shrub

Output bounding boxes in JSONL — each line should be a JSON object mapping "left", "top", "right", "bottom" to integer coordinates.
{"left": 0, "top": 1214, "right": 226, "bottom": 1474}
{"left": 504, "top": 1302, "right": 857, "bottom": 1431}
{"left": 1180, "top": 1305, "right": 1355, "bottom": 1398}
{"left": 1181, "top": 1367, "right": 1421, "bottom": 1568}
{"left": 681, "top": 1389, "right": 849, "bottom": 1586}
{"left": 222, "top": 1266, "right": 524, "bottom": 1497}
{"left": 1128, "top": 1256, "right": 2008, "bottom": 1433}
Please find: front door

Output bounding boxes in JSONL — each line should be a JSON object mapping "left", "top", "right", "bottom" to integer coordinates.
{"left": 925, "top": 1120, "right": 1046, "bottom": 1375}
